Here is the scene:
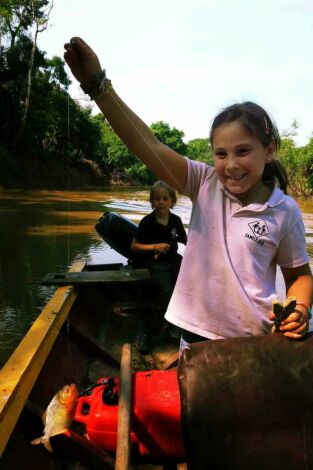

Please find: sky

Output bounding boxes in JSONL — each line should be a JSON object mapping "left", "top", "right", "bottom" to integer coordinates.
{"left": 37, "top": 0, "right": 313, "bottom": 146}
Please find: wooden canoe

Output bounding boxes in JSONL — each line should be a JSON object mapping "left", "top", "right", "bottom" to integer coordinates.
{"left": 0, "top": 261, "right": 184, "bottom": 470}
{"left": 4, "top": 258, "right": 312, "bottom": 470}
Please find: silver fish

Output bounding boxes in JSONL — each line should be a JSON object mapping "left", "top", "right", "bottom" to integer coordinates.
{"left": 31, "top": 383, "right": 78, "bottom": 452}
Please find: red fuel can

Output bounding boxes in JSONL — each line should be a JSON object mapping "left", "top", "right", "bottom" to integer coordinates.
{"left": 74, "top": 370, "right": 185, "bottom": 458}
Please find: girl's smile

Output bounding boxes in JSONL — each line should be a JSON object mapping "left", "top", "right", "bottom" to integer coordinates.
{"left": 212, "top": 120, "right": 275, "bottom": 205}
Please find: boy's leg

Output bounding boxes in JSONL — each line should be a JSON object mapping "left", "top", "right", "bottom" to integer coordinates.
{"left": 136, "top": 258, "right": 183, "bottom": 352}
{"left": 149, "top": 262, "right": 174, "bottom": 331}
{"left": 167, "top": 257, "right": 183, "bottom": 337}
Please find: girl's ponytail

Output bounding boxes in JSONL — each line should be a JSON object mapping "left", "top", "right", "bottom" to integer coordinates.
{"left": 262, "top": 160, "right": 288, "bottom": 194}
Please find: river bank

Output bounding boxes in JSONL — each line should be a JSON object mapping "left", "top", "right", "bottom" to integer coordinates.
{"left": 0, "top": 150, "right": 142, "bottom": 189}
{"left": 0, "top": 150, "right": 110, "bottom": 189}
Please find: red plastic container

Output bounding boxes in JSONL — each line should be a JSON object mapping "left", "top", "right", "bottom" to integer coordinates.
{"left": 74, "top": 370, "right": 185, "bottom": 458}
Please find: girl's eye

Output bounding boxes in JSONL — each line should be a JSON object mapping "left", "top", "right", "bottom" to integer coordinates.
{"left": 237, "top": 148, "right": 249, "bottom": 156}
{"left": 214, "top": 151, "right": 226, "bottom": 159}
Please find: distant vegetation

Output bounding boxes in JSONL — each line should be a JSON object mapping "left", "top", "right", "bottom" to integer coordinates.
{"left": 0, "top": 1, "right": 312, "bottom": 195}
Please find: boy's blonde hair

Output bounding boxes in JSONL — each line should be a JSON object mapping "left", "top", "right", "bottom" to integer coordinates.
{"left": 149, "top": 180, "right": 177, "bottom": 207}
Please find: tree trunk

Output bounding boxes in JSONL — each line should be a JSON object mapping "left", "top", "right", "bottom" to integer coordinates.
{"left": 14, "top": 1, "right": 53, "bottom": 149}
{"left": 14, "top": 24, "right": 38, "bottom": 148}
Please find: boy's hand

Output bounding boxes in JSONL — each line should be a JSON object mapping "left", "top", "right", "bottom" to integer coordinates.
{"left": 64, "top": 37, "right": 102, "bottom": 86}
{"left": 269, "top": 306, "right": 309, "bottom": 339}
{"left": 153, "top": 243, "right": 170, "bottom": 260}
{"left": 155, "top": 243, "right": 170, "bottom": 254}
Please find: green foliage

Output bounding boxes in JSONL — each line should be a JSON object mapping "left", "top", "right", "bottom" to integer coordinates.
{"left": 0, "top": 0, "right": 50, "bottom": 46}
{"left": 187, "top": 138, "right": 213, "bottom": 164}
{"left": 0, "top": 34, "right": 46, "bottom": 142}
{"left": 29, "top": 82, "right": 101, "bottom": 160}
{"left": 0, "top": 5, "right": 101, "bottom": 163}
{"left": 92, "top": 116, "right": 137, "bottom": 172}
{"left": 299, "top": 137, "right": 313, "bottom": 190}
{"left": 93, "top": 118, "right": 191, "bottom": 183}
{"left": 44, "top": 56, "right": 71, "bottom": 89}
{"left": 150, "top": 121, "right": 187, "bottom": 155}
{"left": 92, "top": 115, "right": 154, "bottom": 183}
{"left": 125, "top": 161, "right": 155, "bottom": 184}
{"left": 278, "top": 128, "right": 313, "bottom": 196}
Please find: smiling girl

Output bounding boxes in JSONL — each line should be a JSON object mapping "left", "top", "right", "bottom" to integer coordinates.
{"left": 64, "top": 37, "right": 313, "bottom": 344}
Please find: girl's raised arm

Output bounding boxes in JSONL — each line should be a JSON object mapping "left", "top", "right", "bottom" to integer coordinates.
{"left": 64, "top": 37, "right": 187, "bottom": 192}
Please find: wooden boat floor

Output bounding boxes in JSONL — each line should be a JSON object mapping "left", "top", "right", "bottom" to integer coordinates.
{"left": 70, "top": 284, "right": 179, "bottom": 372}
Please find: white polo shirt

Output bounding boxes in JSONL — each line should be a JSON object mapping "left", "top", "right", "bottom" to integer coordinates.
{"left": 165, "top": 158, "right": 309, "bottom": 339}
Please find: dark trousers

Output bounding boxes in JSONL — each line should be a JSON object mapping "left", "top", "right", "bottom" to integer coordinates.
{"left": 141, "top": 257, "right": 182, "bottom": 335}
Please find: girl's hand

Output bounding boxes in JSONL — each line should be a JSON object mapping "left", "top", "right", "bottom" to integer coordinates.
{"left": 269, "top": 307, "right": 309, "bottom": 339}
{"left": 155, "top": 243, "right": 170, "bottom": 254}
{"left": 64, "top": 37, "right": 102, "bottom": 86}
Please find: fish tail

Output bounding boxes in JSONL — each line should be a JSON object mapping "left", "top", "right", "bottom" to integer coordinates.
{"left": 31, "top": 436, "right": 53, "bottom": 452}
{"left": 30, "top": 437, "right": 43, "bottom": 446}
{"left": 42, "top": 438, "right": 53, "bottom": 452}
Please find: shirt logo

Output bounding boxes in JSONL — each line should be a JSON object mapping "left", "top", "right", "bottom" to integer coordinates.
{"left": 245, "top": 220, "right": 269, "bottom": 245}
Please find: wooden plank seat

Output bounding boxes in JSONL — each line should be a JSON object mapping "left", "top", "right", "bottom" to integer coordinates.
{"left": 41, "top": 269, "right": 151, "bottom": 286}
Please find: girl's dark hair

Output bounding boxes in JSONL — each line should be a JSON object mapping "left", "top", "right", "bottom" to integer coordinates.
{"left": 209, "top": 102, "right": 288, "bottom": 194}
{"left": 150, "top": 180, "right": 177, "bottom": 207}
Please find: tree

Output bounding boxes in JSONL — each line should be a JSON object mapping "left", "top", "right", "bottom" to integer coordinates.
{"left": 0, "top": 35, "right": 101, "bottom": 162}
{"left": 14, "top": 0, "right": 53, "bottom": 147}
{"left": 0, "top": 0, "right": 53, "bottom": 148}
{"left": 278, "top": 122, "right": 312, "bottom": 197}
{"left": 0, "top": 33, "right": 46, "bottom": 145}
{"left": 0, "top": 0, "right": 50, "bottom": 47}
{"left": 299, "top": 137, "right": 313, "bottom": 190}
{"left": 24, "top": 71, "right": 100, "bottom": 159}
{"left": 150, "top": 121, "right": 187, "bottom": 155}
{"left": 187, "top": 138, "right": 212, "bottom": 164}
{"left": 92, "top": 115, "right": 139, "bottom": 180}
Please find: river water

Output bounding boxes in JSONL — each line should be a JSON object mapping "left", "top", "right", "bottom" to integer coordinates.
{"left": 0, "top": 188, "right": 313, "bottom": 368}
{"left": 0, "top": 188, "right": 191, "bottom": 368}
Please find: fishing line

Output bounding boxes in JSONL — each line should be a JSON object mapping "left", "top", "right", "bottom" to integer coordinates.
{"left": 66, "top": 65, "right": 71, "bottom": 338}
{"left": 63, "top": 63, "right": 185, "bottom": 338}
{"left": 67, "top": 79, "right": 70, "bottom": 271}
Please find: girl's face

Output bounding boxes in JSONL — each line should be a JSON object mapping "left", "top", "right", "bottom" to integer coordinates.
{"left": 151, "top": 188, "right": 173, "bottom": 215}
{"left": 212, "top": 120, "right": 275, "bottom": 203}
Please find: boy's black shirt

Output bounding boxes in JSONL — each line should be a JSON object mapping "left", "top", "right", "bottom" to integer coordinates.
{"left": 132, "top": 210, "right": 187, "bottom": 267}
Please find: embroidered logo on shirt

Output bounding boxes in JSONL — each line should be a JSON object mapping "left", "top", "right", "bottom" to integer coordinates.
{"left": 245, "top": 220, "right": 269, "bottom": 245}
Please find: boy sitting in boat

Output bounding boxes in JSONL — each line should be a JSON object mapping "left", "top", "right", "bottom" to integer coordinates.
{"left": 131, "top": 181, "right": 187, "bottom": 353}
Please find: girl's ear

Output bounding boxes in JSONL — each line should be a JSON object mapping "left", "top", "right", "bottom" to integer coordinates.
{"left": 266, "top": 141, "right": 276, "bottom": 162}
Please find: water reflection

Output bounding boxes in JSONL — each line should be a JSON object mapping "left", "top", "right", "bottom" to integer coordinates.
{"left": 1, "top": 188, "right": 313, "bottom": 368}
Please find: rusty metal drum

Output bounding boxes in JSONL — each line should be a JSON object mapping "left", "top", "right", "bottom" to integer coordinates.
{"left": 178, "top": 333, "right": 313, "bottom": 470}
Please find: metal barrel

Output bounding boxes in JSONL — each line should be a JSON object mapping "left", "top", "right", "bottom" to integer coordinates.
{"left": 178, "top": 333, "right": 313, "bottom": 470}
